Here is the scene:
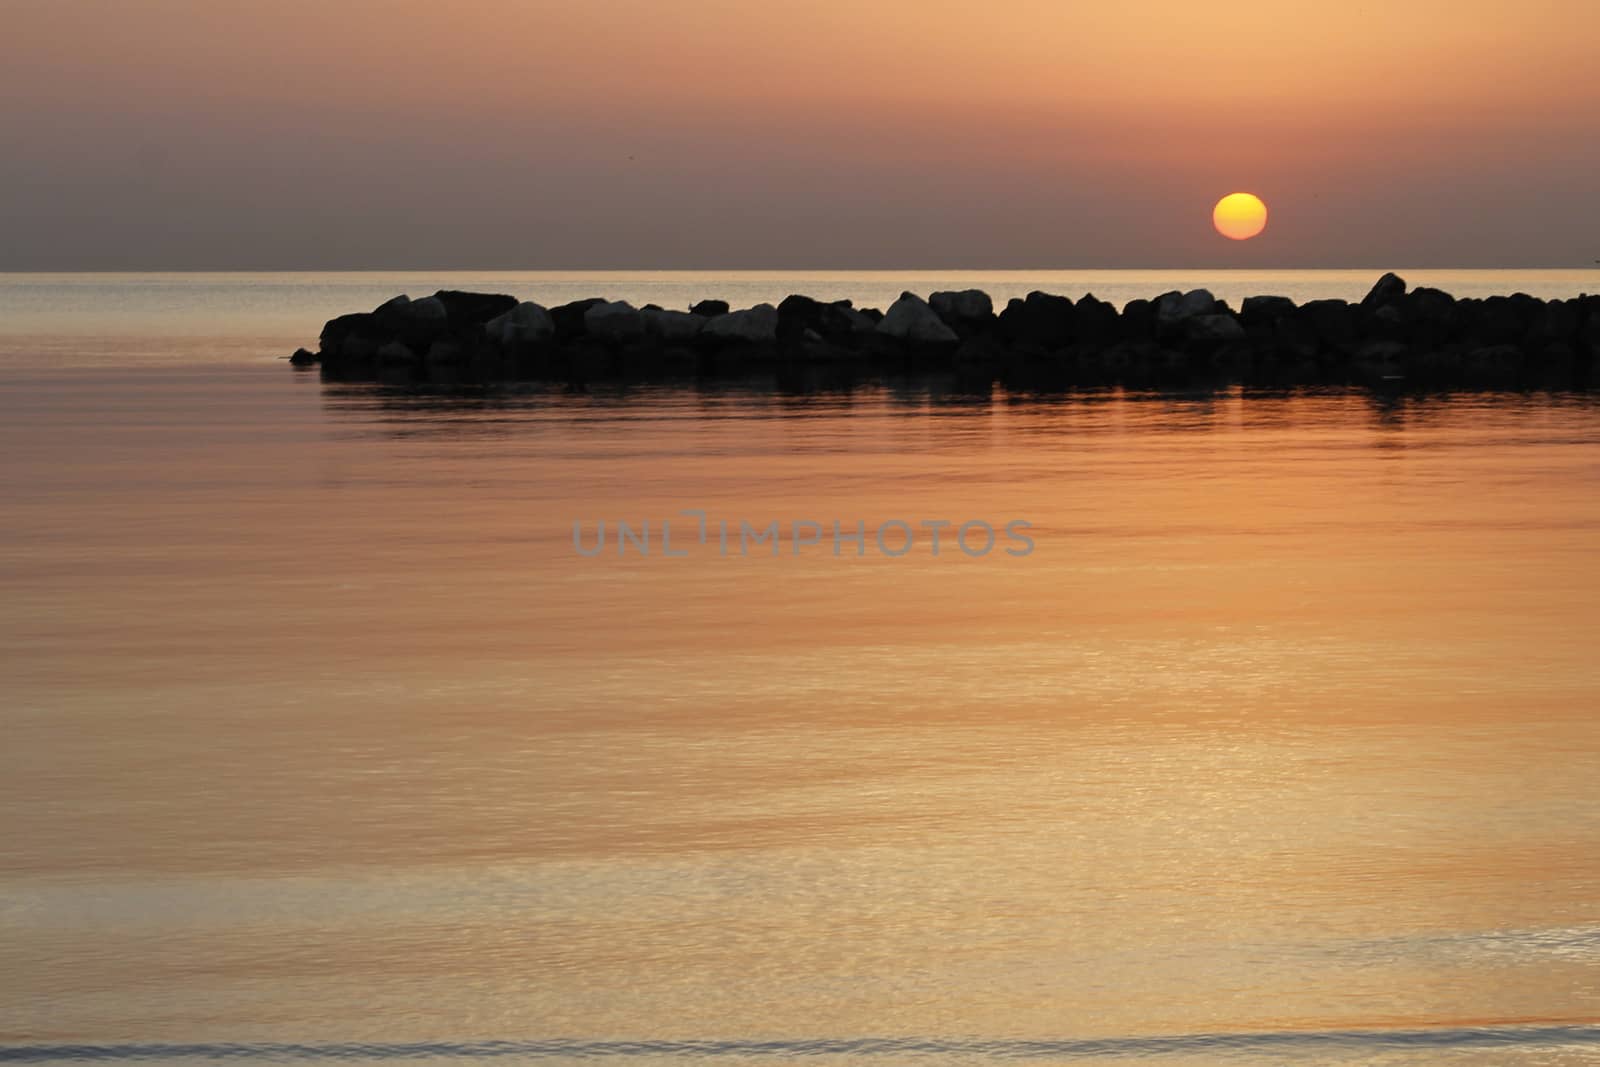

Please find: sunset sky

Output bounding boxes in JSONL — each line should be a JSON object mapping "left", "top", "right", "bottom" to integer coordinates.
{"left": 2, "top": 0, "right": 1597, "bottom": 269}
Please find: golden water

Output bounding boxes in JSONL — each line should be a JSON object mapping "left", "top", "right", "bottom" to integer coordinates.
{"left": 2, "top": 274, "right": 1599, "bottom": 1064}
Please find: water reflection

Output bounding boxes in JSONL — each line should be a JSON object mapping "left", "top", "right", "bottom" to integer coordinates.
{"left": 317, "top": 378, "right": 1600, "bottom": 447}
{"left": 5, "top": 366, "right": 1600, "bottom": 1058}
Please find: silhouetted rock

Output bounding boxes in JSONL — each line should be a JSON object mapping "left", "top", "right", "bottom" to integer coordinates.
{"left": 690, "top": 299, "right": 730, "bottom": 317}
{"left": 550, "top": 298, "right": 607, "bottom": 341}
{"left": 1298, "top": 299, "right": 1358, "bottom": 350}
{"left": 1187, "top": 313, "right": 1246, "bottom": 343}
{"left": 1354, "top": 340, "right": 1408, "bottom": 380}
{"left": 1466, "top": 344, "right": 1524, "bottom": 382}
{"left": 373, "top": 294, "right": 444, "bottom": 329}
{"left": 432, "top": 290, "right": 518, "bottom": 325}
{"left": 1240, "top": 295, "right": 1297, "bottom": 323}
{"left": 425, "top": 339, "right": 465, "bottom": 369}
{"left": 777, "top": 295, "right": 872, "bottom": 342}
{"left": 1119, "top": 299, "right": 1156, "bottom": 341}
{"left": 929, "top": 289, "right": 996, "bottom": 337}
{"left": 999, "top": 291, "right": 1075, "bottom": 347}
{"left": 1074, "top": 294, "right": 1120, "bottom": 344}
{"left": 370, "top": 294, "right": 413, "bottom": 322}
{"left": 298, "top": 280, "right": 1596, "bottom": 390}
{"left": 1579, "top": 296, "right": 1600, "bottom": 353}
{"left": 1532, "top": 299, "right": 1579, "bottom": 344}
{"left": 1361, "top": 272, "right": 1407, "bottom": 309}
{"left": 318, "top": 312, "right": 372, "bottom": 358}
{"left": 1157, "top": 289, "right": 1219, "bottom": 325}
{"left": 377, "top": 340, "right": 419, "bottom": 367}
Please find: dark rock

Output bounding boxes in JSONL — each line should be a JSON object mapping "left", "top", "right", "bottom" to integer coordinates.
{"left": 1265, "top": 314, "right": 1320, "bottom": 366}
{"left": 425, "top": 339, "right": 465, "bottom": 369}
{"left": 431, "top": 290, "right": 519, "bottom": 325}
{"left": 1528, "top": 342, "right": 1578, "bottom": 382}
{"left": 1298, "top": 299, "right": 1358, "bottom": 350}
{"left": 369, "top": 294, "right": 415, "bottom": 324}
{"left": 953, "top": 336, "right": 1006, "bottom": 368}
{"left": 1074, "top": 294, "right": 1120, "bottom": 345}
{"left": 690, "top": 299, "right": 730, "bottom": 318}
{"left": 377, "top": 340, "right": 419, "bottom": 367}
{"left": 550, "top": 298, "right": 607, "bottom": 342}
{"left": 999, "top": 291, "right": 1076, "bottom": 347}
{"left": 298, "top": 278, "right": 1593, "bottom": 389}
{"left": 1119, "top": 299, "right": 1156, "bottom": 341}
{"left": 1532, "top": 299, "right": 1579, "bottom": 345}
{"left": 318, "top": 312, "right": 372, "bottom": 357}
{"left": 1187, "top": 313, "right": 1246, "bottom": 343}
{"left": 1240, "top": 295, "right": 1297, "bottom": 324}
{"left": 1361, "top": 272, "right": 1407, "bottom": 309}
{"left": 1208, "top": 343, "right": 1254, "bottom": 375}
{"left": 1156, "top": 289, "right": 1220, "bottom": 326}
{"left": 370, "top": 295, "right": 448, "bottom": 348}
{"left": 1465, "top": 344, "right": 1524, "bottom": 382}
{"left": 929, "top": 290, "right": 996, "bottom": 338}
{"left": 1154, "top": 290, "right": 1222, "bottom": 343}
{"left": 1580, "top": 295, "right": 1600, "bottom": 353}
{"left": 1473, "top": 296, "right": 1531, "bottom": 346}
{"left": 1398, "top": 287, "right": 1458, "bottom": 346}
{"left": 777, "top": 294, "right": 872, "bottom": 342}
{"left": 1353, "top": 340, "right": 1409, "bottom": 380}
{"left": 372, "top": 294, "right": 443, "bottom": 327}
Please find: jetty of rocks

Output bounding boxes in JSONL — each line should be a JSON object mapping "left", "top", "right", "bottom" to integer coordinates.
{"left": 290, "top": 273, "right": 1600, "bottom": 389}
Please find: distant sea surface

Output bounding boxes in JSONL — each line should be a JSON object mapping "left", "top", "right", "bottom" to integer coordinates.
{"left": 2, "top": 272, "right": 1599, "bottom": 1065}
{"left": 2, "top": 269, "right": 1599, "bottom": 366}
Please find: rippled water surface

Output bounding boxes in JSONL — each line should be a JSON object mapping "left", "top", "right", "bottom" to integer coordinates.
{"left": 2, "top": 274, "right": 1599, "bottom": 1064}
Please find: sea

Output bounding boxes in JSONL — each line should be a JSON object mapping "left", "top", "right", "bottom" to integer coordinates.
{"left": 2, "top": 270, "right": 1599, "bottom": 1066}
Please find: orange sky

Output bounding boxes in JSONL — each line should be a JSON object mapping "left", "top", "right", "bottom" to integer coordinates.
{"left": 2, "top": 0, "right": 1596, "bottom": 268}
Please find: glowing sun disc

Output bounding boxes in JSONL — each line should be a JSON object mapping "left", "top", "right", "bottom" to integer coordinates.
{"left": 1213, "top": 192, "right": 1268, "bottom": 240}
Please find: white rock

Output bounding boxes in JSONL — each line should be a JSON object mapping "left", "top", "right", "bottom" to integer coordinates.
{"left": 641, "top": 308, "right": 705, "bottom": 343}
{"left": 877, "top": 294, "right": 959, "bottom": 344}
{"left": 486, "top": 301, "right": 555, "bottom": 346}
{"left": 1157, "top": 289, "right": 1217, "bottom": 323}
{"left": 406, "top": 296, "right": 447, "bottom": 322}
{"left": 584, "top": 300, "right": 644, "bottom": 342}
{"left": 702, "top": 304, "right": 779, "bottom": 343}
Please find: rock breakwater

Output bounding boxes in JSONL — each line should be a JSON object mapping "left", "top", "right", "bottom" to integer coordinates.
{"left": 290, "top": 274, "right": 1600, "bottom": 389}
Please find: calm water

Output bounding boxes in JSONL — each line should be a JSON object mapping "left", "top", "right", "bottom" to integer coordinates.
{"left": 2, "top": 273, "right": 1600, "bottom": 1065}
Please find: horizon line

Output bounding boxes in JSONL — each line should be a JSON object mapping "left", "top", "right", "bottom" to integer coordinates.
{"left": 2, "top": 265, "right": 1597, "bottom": 276}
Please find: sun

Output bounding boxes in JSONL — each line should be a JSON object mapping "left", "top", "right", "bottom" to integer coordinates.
{"left": 1212, "top": 192, "right": 1268, "bottom": 241}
